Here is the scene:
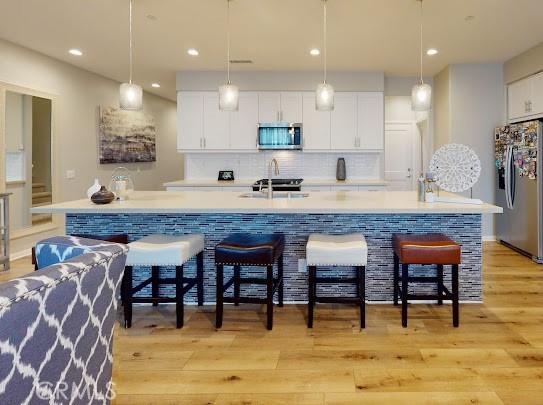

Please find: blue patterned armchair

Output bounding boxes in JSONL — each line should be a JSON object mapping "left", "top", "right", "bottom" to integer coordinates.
{"left": 0, "top": 236, "right": 128, "bottom": 404}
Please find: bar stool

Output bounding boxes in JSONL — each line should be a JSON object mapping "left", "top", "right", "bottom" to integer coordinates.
{"left": 215, "top": 233, "right": 284, "bottom": 330}
{"left": 122, "top": 234, "right": 205, "bottom": 328}
{"left": 393, "top": 233, "right": 461, "bottom": 328}
{"left": 306, "top": 233, "right": 367, "bottom": 329}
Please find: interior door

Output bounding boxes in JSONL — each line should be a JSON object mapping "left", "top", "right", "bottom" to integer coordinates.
{"left": 331, "top": 92, "right": 357, "bottom": 150}
{"left": 385, "top": 122, "right": 414, "bottom": 190}
{"left": 230, "top": 92, "right": 258, "bottom": 150}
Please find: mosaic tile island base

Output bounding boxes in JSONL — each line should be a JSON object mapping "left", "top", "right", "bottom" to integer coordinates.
{"left": 33, "top": 190, "right": 502, "bottom": 303}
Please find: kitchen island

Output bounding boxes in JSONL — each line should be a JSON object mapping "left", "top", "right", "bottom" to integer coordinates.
{"left": 33, "top": 191, "right": 502, "bottom": 303}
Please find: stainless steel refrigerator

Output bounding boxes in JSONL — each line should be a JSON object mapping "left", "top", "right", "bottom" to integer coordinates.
{"left": 495, "top": 120, "right": 542, "bottom": 263}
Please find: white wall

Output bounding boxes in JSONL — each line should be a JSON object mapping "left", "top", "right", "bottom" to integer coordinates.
{"left": 0, "top": 38, "right": 182, "bottom": 254}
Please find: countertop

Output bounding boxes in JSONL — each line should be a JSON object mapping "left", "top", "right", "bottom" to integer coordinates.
{"left": 33, "top": 191, "right": 503, "bottom": 215}
{"left": 163, "top": 179, "right": 388, "bottom": 187}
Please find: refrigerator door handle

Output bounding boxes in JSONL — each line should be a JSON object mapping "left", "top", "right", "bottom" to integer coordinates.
{"left": 505, "top": 145, "right": 513, "bottom": 209}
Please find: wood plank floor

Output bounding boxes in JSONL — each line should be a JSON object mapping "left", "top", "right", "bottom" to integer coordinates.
{"left": 4, "top": 242, "right": 543, "bottom": 404}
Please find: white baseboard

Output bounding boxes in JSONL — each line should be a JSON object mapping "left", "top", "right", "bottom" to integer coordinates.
{"left": 11, "top": 248, "right": 32, "bottom": 261}
{"left": 482, "top": 235, "right": 497, "bottom": 242}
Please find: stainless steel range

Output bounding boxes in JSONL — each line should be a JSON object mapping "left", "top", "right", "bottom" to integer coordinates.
{"left": 252, "top": 178, "right": 303, "bottom": 192}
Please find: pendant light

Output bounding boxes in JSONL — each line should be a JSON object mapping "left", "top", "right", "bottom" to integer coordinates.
{"left": 411, "top": 0, "right": 431, "bottom": 111}
{"left": 219, "top": 0, "right": 239, "bottom": 111}
{"left": 119, "top": 0, "right": 143, "bottom": 111}
{"left": 316, "top": 0, "right": 334, "bottom": 111}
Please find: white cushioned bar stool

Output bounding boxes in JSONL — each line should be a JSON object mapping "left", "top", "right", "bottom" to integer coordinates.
{"left": 122, "top": 234, "right": 205, "bottom": 329}
{"left": 306, "top": 233, "right": 368, "bottom": 328}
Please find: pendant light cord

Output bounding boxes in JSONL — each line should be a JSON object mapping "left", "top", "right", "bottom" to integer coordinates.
{"left": 419, "top": 0, "right": 423, "bottom": 84}
{"left": 129, "top": 0, "right": 133, "bottom": 85}
{"left": 226, "top": 0, "right": 231, "bottom": 84}
{"left": 323, "top": 0, "right": 327, "bottom": 83}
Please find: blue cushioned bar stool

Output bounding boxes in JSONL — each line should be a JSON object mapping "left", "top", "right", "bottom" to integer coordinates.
{"left": 122, "top": 234, "right": 205, "bottom": 328}
{"left": 215, "top": 233, "right": 285, "bottom": 330}
{"left": 306, "top": 233, "right": 368, "bottom": 329}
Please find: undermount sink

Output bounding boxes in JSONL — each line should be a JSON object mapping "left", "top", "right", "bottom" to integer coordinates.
{"left": 239, "top": 192, "right": 309, "bottom": 199}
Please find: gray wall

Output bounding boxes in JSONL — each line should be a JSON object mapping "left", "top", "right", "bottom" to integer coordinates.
{"left": 433, "top": 64, "right": 504, "bottom": 238}
{"left": 177, "top": 71, "right": 385, "bottom": 92}
{"left": 504, "top": 41, "right": 543, "bottom": 84}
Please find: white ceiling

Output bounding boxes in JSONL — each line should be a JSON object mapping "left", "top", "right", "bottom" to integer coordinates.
{"left": 1, "top": 0, "right": 542, "bottom": 101}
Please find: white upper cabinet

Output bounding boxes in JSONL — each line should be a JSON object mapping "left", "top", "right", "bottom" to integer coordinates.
{"left": 230, "top": 92, "right": 258, "bottom": 149}
{"left": 280, "top": 92, "right": 303, "bottom": 122}
{"left": 258, "top": 92, "right": 303, "bottom": 122}
{"left": 258, "top": 92, "right": 281, "bottom": 122}
{"left": 177, "top": 90, "right": 384, "bottom": 152}
{"left": 178, "top": 92, "right": 204, "bottom": 150}
{"left": 508, "top": 72, "right": 543, "bottom": 122}
{"left": 331, "top": 93, "right": 358, "bottom": 150}
{"left": 357, "top": 92, "right": 384, "bottom": 150}
{"left": 302, "top": 92, "right": 331, "bottom": 150}
{"left": 202, "top": 93, "right": 230, "bottom": 150}
{"left": 530, "top": 72, "right": 543, "bottom": 116}
{"left": 508, "top": 78, "right": 532, "bottom": 121}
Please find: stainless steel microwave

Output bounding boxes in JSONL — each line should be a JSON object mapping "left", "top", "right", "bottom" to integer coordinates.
{"left": 257, "top": 123, "right": 303, "bottom": 150}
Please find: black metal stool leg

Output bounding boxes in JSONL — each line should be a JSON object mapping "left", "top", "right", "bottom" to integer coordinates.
{"left": 234, "top": 265, "right": 241, "bottom": 306}
{"left": 266, "top": 265, "right": 274, "bottom": 330}
{"left": 197, "top": 251, "right": 204, "bottom": 306}
{"left": 216, "top": 264, "right": 224, "bottom": 329}
{"left": 359, "top": 266, "right": 366, "bottom": 329}
{"left": 278, "top": 254, "right": 284, "bottom": 307}
{"left": 123, "top": 266, "right": 133, "bottom": 328}
{"left": 401, "top": 263, "right": 409, "bottom": 328}
{"left": 308, "top": 266, "right": 315, "bottom": 328}
{"left": 393, "top": 254, "right": 399, "bottom": 306}
{"left": 452, "top": 264, "right": 459, "bottom": 327}
{"left": 437, "top": 264, "right": 444, "bottom": 305}
{"left": 176, "top": 265, "right": 184, "bottom": 328}
{"left": 151, "top": 266, "right": 159, "bottom": 307}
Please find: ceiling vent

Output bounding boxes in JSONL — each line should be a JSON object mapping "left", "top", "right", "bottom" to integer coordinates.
{"left": 230, "top": 59, "right": 253, "bottom": 64}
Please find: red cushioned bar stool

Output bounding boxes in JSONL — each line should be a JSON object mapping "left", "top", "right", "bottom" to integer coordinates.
{"left": 392, "top": 233, "right": 461, "bottom": 328}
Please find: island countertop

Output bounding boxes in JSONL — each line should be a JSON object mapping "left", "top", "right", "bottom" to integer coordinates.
{"left": 32, "top": 190, "right": 503, "bottom": 215}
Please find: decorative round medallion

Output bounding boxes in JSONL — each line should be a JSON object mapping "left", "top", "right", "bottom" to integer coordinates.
{"left": 429, "top": 143, "right": 481, "bottom": 192}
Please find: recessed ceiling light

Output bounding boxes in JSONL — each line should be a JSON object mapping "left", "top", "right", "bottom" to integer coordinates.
{"left": 151, "top": 83, "right": 161, "bottom": 88}
{"left": 426, "top": 48, "right": 438, "bottom": 56}
{"left": 187, "top": 48, "right": 199, "bottom": 56}
{"left": 310, "top": 48, "right": 321, "bottom": 56}
{"left": 68, "top": 49, "right": 83, "bottom": 56}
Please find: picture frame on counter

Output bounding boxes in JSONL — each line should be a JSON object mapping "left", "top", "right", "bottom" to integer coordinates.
{"left": 218, "top": 170, "right": 235, "bottom": 181}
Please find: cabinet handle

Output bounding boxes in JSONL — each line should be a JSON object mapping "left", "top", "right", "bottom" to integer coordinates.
{"left": 200, "top": 138, "right": 202, "bottom": 148}
{"left": 528, "top": 101, "right": 532, "bottom": 112}
{"left": 203, "top": 138, "right": 206, "bottom": 148}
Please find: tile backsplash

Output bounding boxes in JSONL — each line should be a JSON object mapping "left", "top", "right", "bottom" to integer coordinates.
{"left": 184, "top": 152, "right": 383, "bottom": 180}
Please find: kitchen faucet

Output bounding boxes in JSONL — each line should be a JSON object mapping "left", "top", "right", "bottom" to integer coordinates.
{"left": 267, "top": 158, "right": 280, "bottom": 199}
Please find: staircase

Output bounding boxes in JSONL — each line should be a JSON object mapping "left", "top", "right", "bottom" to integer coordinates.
{"left": 32, "top": 183, "right": 52, "bottom": 226}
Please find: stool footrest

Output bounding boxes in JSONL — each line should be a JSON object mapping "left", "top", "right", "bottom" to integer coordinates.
{"left": 408, "top": 276, "right": 440, "bottom": 283}
{"left": 131, "top": 297, "right": 177, "bottom": 304}
{"left": 315, "top": 277, "right": 359, "bottom": 284}
{"left": 315, "top": 296, "right": 361, "bottom": 304}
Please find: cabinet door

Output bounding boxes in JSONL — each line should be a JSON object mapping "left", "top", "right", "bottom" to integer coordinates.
{"left": 302, "top": 92, "right": 331, "bottom": 150}
{"left": 357, "top": 92, "right": 384, "bottom": 150}
{"left": 508, "top": 79, "right": 531, "bottom": 120}
{"left": 203, "top": 92, "right": 230, "bottom": 150}
{"left": 280, "top": 92, "right": 303, "bottom": 122}
{"left": 331, "top": 93, "right": 358, "bottom": 150}
{"left": 230, "top": 92, "right": 258, "bottom": 150}
{"left": 258, "top": 92, "right": 281, "bottom": 122}
{"left": 530, "top": 72, "right": 543, "bottom": 116}
{"left": 177, "top": 92, "right": 203, "bottom": 150}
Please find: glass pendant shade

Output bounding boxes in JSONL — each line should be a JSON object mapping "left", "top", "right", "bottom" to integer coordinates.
{"left": 219, "top": 83, "right": 239, "bottom": 111}
{"left": 316, "top": 82, "right": 335, "bottom": 111}
{"left": 411, "top": 82, "right": 432, "bottom": 111}
{"left": 119, "top": 83, "right": 143, "bottom": 111}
